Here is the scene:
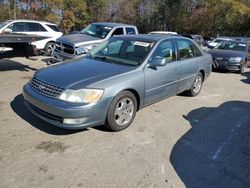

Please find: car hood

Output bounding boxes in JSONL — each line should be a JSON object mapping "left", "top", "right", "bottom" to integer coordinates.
{"left": 207, "top": 49, "right": 245, "bottom": 58}
{"left": 56, "top": 34, "right": 102, "bottom": 46}
{"left": 35, "top": 58, "right": 136, "bottom": 89}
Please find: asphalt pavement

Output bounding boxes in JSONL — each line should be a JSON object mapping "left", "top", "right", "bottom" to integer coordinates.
{"left": 0, "top": 56, "right": 250, "bottom": 188}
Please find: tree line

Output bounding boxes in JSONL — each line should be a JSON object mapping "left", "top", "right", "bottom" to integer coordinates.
{"left": 0, "top": 0, "right": 250, "bottom": 37}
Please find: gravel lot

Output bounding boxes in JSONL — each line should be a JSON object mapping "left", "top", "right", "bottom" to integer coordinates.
{"left": 0, "top": 56, "right": 250, "bottom": 188}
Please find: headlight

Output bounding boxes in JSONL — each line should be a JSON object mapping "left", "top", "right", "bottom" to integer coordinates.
{"left": 59, "top": 89, "right": 104, "bottom": 103}
{"left": 229, "top": 57, "right": 242, "bottom": 63}
{"left": 75, "top": 46, "right": 87, "bottom": 55}
{"left": 75, "top": 45, "right": 93, "bottom": 55}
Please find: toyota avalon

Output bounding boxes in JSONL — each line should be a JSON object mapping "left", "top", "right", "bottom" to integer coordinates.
{"left": 23, "top": 35, "right": 212, "bottom": 131}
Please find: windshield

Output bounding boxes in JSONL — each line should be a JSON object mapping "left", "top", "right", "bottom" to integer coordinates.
{"left": 215, "top": 41, "right": 247, "bottom": 52}
{"left": 87, "top": 38, "right": 155, "bottom": 66}
{"left": 0, "top": 21, "right": 10, "bottom": 30}
{"left": 80, "top": 24, "right": 113, "bottom": 39}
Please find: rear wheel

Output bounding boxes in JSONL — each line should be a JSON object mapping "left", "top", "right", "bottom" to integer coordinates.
{"left": 105, "top": 91, "right": 137, "bottom": 131}
{"left": 186, "top": 72, "right": 203, "bottom": 97}
{"left": 44, "top": 42, "right": 55, "bottom": 56}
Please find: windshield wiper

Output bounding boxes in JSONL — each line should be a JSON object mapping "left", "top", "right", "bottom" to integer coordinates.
{"left": 93, "top": 55, "right": 116, "bottom": 64}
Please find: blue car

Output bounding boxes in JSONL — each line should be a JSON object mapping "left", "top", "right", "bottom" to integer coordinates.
{"left": 23, "top": 34, "right": 212, "bottom": 131}
{"left": 208, "top": 40, "right": 250, "bottom": 73}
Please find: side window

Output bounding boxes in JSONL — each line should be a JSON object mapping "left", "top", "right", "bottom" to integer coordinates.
{"left": 39, "top": 24, "right": 47, "bottom": 31}
{"left": 193, "top": 43, "right": 202, "bottom": 57}
{"left": 111, "top": 28, "right": 124, "bottom": 36}
{"left": 126, "top": 28, "right": 136, "bottom": 34}
{"left": 107, "top": 40, "right": 123, "bottom": 55}
{"left": 177, "top": 39, "right": 202, "bottom": 60}
{"left": 27, "top": 23, "right": 47, "bottom": 32}
{"left": 6, "top": 24, "right": 14, "bottom": 31}
{"left": 11, "top": 22, "right": 26, "bottom": 32}
{"left": 46, "top": 24, "right": 60, "bottom": 32}
{"left": 151, "top": 40, "right": 175, "bottom": 63}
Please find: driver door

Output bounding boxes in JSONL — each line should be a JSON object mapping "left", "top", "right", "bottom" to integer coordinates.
{"left": 144, "top": 39, "right": 180, "bottom": 105}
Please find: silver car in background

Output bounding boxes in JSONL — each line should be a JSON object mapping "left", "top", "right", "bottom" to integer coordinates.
{"left": 23, "top": 34, "right": 212, "bottom": 132}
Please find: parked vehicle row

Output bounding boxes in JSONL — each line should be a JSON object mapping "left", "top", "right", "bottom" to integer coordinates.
{"left": 0, "top": 19, "right": 248, "bottom": 132}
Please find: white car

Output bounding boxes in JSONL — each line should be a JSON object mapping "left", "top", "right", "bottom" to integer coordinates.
{"left": 0, "top": 19, "right": 63, "bottom": 55}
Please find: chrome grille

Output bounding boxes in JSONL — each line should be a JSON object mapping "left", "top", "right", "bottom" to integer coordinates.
{"left": 31, "top": 77, "right": 64, "bottom": 98}
{"left": 55, "top": 41, "right": 75, "bottom": 55}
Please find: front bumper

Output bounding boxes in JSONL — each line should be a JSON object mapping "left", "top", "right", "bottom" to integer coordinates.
{"left": 53, "top": 49, "right": 86, "bottom": 62}
{"left": 213, "top": 59, "right": 243, "bottom": 71}
{"left": 23, "top": 84, "right": 109, "bottom": 129}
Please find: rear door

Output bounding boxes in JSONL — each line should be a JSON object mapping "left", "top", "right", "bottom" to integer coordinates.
{"left": 176, "top": 39, "right": 202, "bottom": 92}
{"left": 26, "top": 22, "right": 49, "bottom": 37}
{"left": 144, "top": 39, "right": 180, "bottom": 104}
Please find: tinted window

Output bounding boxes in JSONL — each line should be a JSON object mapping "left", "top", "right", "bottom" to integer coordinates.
{"left": 126, "top": 27, "right": 136, "bottom": 34}
{"left": 112, "top": 28, "right": 124, "bottom": 36}
{"left": 46, "top": 24, "right": 60, "bottom": 32}
{"left": 151, "top": 40, "right": 176, "bottom": 63}
{"left": 27, "top": 23, "right": 47, "bottom": 32}
{"left": 11, "top": 22, "right": 26, "bottom": 32}
{"left": 177, "top": 39, "right": 202, "bottom": 60}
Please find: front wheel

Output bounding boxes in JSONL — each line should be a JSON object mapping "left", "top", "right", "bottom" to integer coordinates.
{"left": 105, "top": 91, "right": 137, "bottom": 131}
{"left": 44, "top": 42, "right": 55, "bottom": 56}
{"left": 186, "top": 72, "right": 203, "bottom": 97}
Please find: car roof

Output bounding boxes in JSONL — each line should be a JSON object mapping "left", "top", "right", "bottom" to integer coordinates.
{"left": 113, "top": 34, "right": 189, "bottom": 43}
{"left": 6, "top": 19, "right": 57, "bottom": 25}
{"left": 92, "top": 22, "right": 135, "bottom": 27}
{"left": 149, "top": 31, "right": 178, "bottom": 35}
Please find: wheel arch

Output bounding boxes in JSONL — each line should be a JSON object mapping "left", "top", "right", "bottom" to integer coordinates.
{"left": 199, "top": 69, "right": 205, "bottom": 80}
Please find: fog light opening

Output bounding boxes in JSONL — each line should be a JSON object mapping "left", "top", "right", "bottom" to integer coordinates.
{"left": 63, "top": 118, "right": 88, "bottom": 125}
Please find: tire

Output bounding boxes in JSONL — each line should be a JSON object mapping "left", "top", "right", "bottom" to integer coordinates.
{"left": 238, "top": 65, "right": 244, "bottom": 74}
{"left": 105, "top": 91, "right": 137, "bottom": 131}
{"left": 186, "top": 72, "right": 203, "bottom": 97}
{"left": 44, "top": 42, "right": 55, "bottom": 56}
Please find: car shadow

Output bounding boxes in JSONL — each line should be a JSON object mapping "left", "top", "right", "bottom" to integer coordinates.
{"left": 0, "top": 48, "right": 37, "bottom": 59}
{"left": 41, "top": 57, "right": 58, "bottom": 65}
{"left": 0, "top": 59, "right": 37, "bottom": 72}
{"left": 241, "top": 71, "right": 250, "bottom": 84}
{"left": 10, "top": 94, "right": 87, "bottom": 135}
{"left": 170, "top": 101, "right": 250, "bottom": 188}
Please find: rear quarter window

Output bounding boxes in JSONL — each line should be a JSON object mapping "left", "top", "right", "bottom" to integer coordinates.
{"left": 46, "top": 24, "right": 60, "bottom": 32}
{"left": 126, "top": 28, "right": 136, "bottom": 34}
{"left": 177, "top": 39, "right": 202, "bottom": 60}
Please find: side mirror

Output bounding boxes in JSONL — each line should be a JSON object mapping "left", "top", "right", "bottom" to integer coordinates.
{"left": 3, "top": 28, "right": 12, "bottom": 33}
{"left": 148, "top": 57, "right": 169, "bottom": 69}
